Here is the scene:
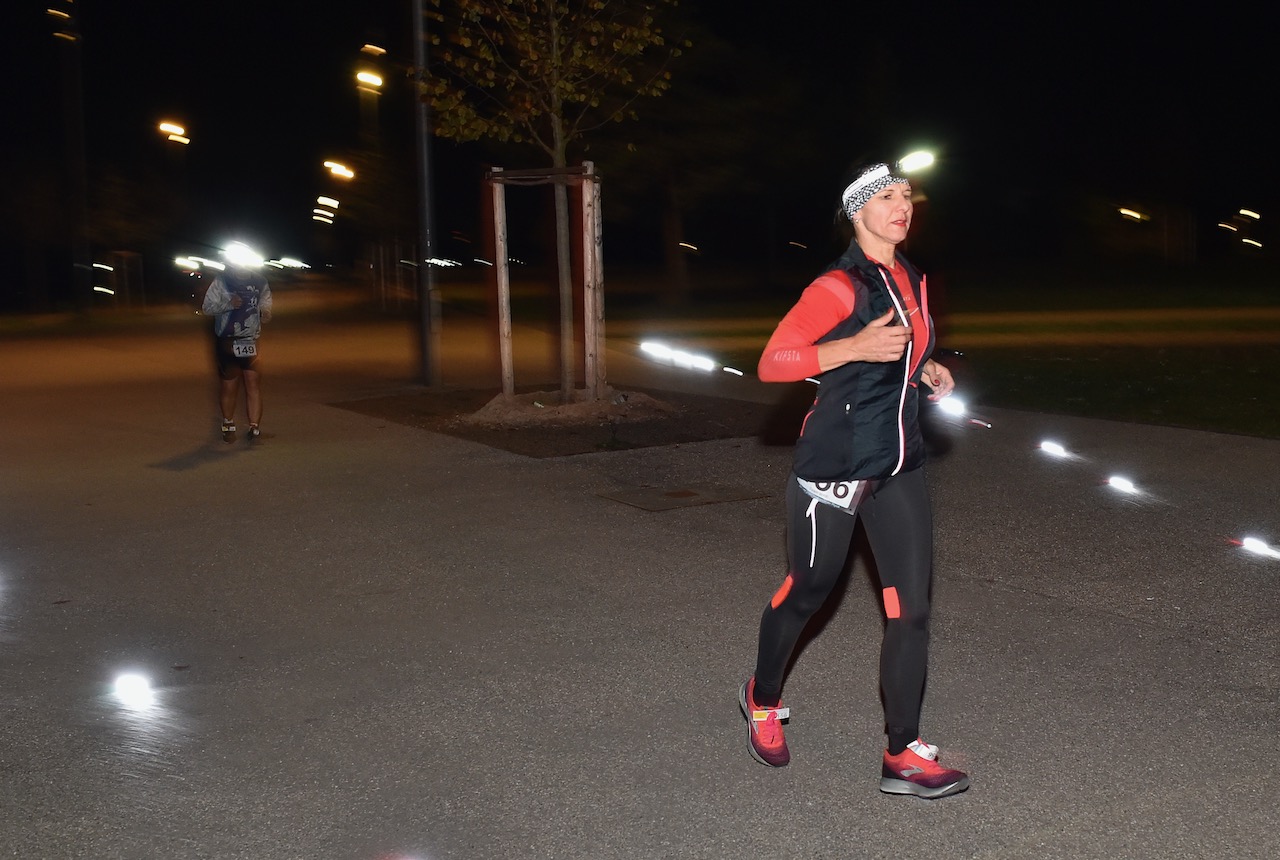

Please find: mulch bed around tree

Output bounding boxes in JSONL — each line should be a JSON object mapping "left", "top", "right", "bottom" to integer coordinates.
{"left": 331, "top": 385, "right": 812, "bottom": 458}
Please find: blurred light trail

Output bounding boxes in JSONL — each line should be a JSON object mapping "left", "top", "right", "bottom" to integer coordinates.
{"left": 1239, "top": 208, "right": 1261, "bottom": 220}
{"left": 639, "top": 341, "right": 717, "bottom": 372}
{"left": 1218, "top": 222, "right": 1239, "bottom": 232}
{"left": 92, "top": 262, "right": 113, "bottom": 271}
{"left": 1241, "top": 537, "right": 1280, "bottom": 559}
{"left": 356, "top": 70, "right": 383, "bottom": 90}
{"left": 157, "top": 121, "right": 185, "bottom": 136}
{"left": 723, "top": 367, "right": 745, "bottom": 377}
{"left": 1040, "top": 440, "right": 1069, "bottom": 457}
{"left": 93, "top": 286, "right": 114, "bottom": 295}
{"left": 1119, "top": 207, "right": 1149, "bottom": 221}
{"left": 316, "top": 196, "right": 339, "bottom": 208}
{"left": 361, "top": 43, "right": 387, "bottom": 56}
{"left": 678, "top": 242, "right": 699, "bottom": 251}
{"left": 938, "top": 397, "right": 966, "bottom": 417}
{"left": 1243, "top": 238, "right": 1262, "bottom": 248}
{"left": 1108, "top": 476, "right": 1138, "bottom": 494}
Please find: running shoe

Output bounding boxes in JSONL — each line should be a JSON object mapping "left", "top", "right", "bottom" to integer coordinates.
{"left": 247, "top": 425, "right": 261, "bottom": 443}
{"left": 880, "top": 738, "right": 969, "bottom": 799}
{"left": 738, "top": 678, "right": 790, "bottom": 767}
{"left": 221, "top": 421, "right": 236, "bottom": 443}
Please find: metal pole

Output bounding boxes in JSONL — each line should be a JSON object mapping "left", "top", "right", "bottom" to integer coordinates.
{"left": 413, "top": 0, "right": 441, "bottom": 388}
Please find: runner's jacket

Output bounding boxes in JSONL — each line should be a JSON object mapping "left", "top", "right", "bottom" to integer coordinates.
{"left": 792, "top": 240, "right": 935, "bottom": 482}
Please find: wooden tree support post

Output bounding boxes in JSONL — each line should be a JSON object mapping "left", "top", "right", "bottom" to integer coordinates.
{"left": 490, "top": 168, "right": 515, "bottom": 398}
{"left": 486, "top": 163, "right": 606, "bottom": 401}
{"left": 581, "top": 161, "right": 606, "bottom": 401}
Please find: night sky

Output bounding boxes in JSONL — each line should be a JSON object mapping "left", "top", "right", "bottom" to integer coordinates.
{"left": 3, "top": 1, "right": 1273, "bottom": 299}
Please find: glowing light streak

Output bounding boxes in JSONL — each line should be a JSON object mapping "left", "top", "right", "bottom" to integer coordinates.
{"left": 1118, "top": 208, "right": 1148, "bottom": 221}
{"left": 356, "top": 70, "right": 384, "bottom": 90}
{"left": 938, "top": 397, "right": 966, "bottom": 417}
{"left": 222, "top": 242, "right": 264, "bottom": 268}
{"left": 788, "top": 241, "right": 808, "bottom": 249}
{"left": 92, "top": 262, "right": 114, "bottom": 271}
{"left": 312, "top": 215, "right": 333, "bottom": 224}
{"left": 158, "top": 121, "right": 185, "bottom": 136}
{"left": 723, "top": 367, "right": 745, "bottom": 376}
{"left": 1239, "top": 208, "right": 1261, "bottom": 220}
{"left": 639, "top": 341, "right": 717, "bottom": 372}
{"left": 1040, "top": 440, "right": 1069, "bottom": 457}
{"left": 93, "top": 286, "right": 115, "bottom": 295}
{"left": 1108, "top": 476, "right": 1138, "bottom": 494}
{"left": 1242, "top": 537, "right": 1280, "bottom": 559}
{"left": 113, "top": 674, "right": 154, "bottom": 708}
{"left": 899, "top": 151, "right": 935, "bottom": 173}
{"left": 166, "top": 135, "right": 190, "bottom": 145}
{"left": 313, "top": 208, "right": 335, "bottom": 217}
{"left": 1242, "top": 238, "right": 1262, "bottom": 248}
{"left": 361, "top": 44, "right": 387, "bottom": 56}
{"left": 316, "top": 196, "right": 339, "bottom": 208}
{"left": 1218, "top": 222, "right": 1239, "bottom": 232}
{"left": 678, "top": 242, "right": 699, "bottom": 251}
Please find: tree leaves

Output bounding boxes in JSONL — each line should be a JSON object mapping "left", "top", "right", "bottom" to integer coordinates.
{"left": 425, "top": 0, "right": 684, "bottom": 166}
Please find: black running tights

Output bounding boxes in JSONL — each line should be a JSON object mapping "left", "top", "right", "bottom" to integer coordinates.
{"left": 753, "top": 467, "right": 933, "bottom": 748}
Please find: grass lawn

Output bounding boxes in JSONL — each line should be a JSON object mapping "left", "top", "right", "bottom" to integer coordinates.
{"left": 952, "top": 343, "right": 1277, "bottom": 440}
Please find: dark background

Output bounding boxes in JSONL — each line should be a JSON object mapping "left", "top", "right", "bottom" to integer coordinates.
{"left": 2, "top": 1, "right": 1273, "bottom": 310}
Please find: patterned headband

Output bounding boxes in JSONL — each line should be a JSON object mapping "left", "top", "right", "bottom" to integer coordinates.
{"left": 841, "top": 163, "right": 910, "bottom": 220}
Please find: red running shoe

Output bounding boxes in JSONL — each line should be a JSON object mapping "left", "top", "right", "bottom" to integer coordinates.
{"left": 738, "top": 678, "right": 790, "bottom": 767}
{"left": 881, "top": 739, "right": 970, "bottom": 798}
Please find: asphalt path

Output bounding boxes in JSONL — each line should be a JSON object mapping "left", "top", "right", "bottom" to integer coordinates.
{"left": 2, "top": 294, "right": 1278, "bottom": 859}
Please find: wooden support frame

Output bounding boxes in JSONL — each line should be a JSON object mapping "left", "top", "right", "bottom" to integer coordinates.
{"left": 486, "top": 162, "right": 605, "bottom": 400}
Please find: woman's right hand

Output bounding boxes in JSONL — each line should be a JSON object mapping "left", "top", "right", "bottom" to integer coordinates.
{"left": 816, "top": 309, "right": 911, "bottom": 370}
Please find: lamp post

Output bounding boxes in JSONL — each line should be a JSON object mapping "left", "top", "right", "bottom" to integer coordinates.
{"left": 49, "top": 0, "right": 90, "bottom": 311}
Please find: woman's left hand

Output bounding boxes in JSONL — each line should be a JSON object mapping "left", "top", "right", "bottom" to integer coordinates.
{"left": 921, "top": 360, "right": 955, "bottom": 401}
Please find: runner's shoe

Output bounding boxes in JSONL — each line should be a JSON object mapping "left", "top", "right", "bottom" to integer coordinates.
{"left": 738, "top": 678, "right": 790, "bottom": 767}
{"left": 221, "top": 421, "right": 236, "bottom": 443}
{"left": 880, "top": 739, "right": 970, "bottom": 799}
{"left": 247, "top": 425, "right": 261, "bottom": 443}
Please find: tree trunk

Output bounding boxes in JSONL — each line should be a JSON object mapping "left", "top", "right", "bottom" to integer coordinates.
{"left": 550, "top": 114, "right": 575, "bottom": 404}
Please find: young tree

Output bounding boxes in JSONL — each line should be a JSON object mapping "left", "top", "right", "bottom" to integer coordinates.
{"left": 424, "top": 0, "right": 685, "bottom": 401}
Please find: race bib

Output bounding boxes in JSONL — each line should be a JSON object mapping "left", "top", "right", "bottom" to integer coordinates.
{"left": 797, "top": 477, "right": 866, "bottom": 511}
{"left": 232, "top": 340, "right": 257, "bottom": 358}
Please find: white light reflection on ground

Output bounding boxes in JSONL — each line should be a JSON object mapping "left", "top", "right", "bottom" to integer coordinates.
{"left": 113, "top": 673, "right": 155, "bottom": 709}
{"left": 1240, "top": 537, "right": 1280, "bottom": 560}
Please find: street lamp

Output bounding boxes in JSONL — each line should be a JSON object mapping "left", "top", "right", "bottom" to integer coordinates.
{"left": 356, "top": 70, "right": 384, "bottom": 92}
{"left": 323, "top": 160, "right": 355, "bottom": 180}
{"left": 158, "top": 120, "right": 189, "bottom": 144}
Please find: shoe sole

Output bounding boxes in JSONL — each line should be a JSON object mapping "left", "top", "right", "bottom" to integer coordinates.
{"left": 879, "top": 775, "right": 970, "bottom": 799}
{"left": 738, "top": 681, "right": 789, "bottom": 768}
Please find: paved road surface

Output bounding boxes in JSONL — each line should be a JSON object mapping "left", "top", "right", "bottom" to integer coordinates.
{"left": 2, "top": 295, "right": 1278, "bottom": 859}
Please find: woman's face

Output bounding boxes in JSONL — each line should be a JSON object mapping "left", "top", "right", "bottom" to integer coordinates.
{"left": 855, "top": 182, "right": 913, "bottom": 248}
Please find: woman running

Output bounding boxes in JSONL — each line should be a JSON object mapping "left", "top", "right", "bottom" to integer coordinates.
{"left": 739, "top": 161, "right": 969, "bottom": 799}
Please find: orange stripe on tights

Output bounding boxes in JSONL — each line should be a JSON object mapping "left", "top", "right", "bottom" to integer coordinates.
{"left": 770, "top": 574, "right": 794, "bottom": 609}
{"left": 882, "top": 586, "right": 901, "bottom": 619}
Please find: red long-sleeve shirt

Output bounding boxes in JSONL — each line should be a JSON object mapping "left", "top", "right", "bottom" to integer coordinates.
{"left": 757, "top": 265, "right": 926, "bottom": 382}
